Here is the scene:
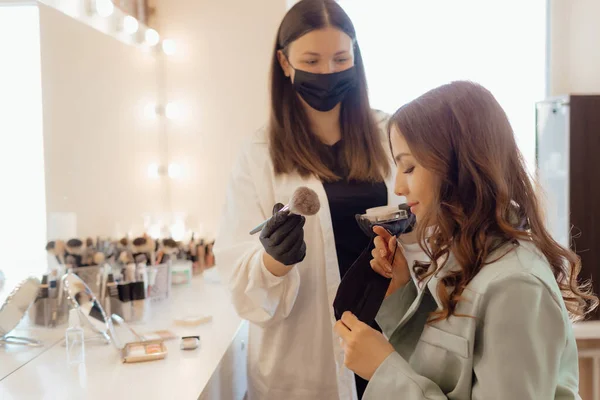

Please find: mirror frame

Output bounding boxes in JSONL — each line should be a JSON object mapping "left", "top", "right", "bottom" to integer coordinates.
{"left": 0, "top": 277, "right": 43, "bottom": 347}
{"left": 62, "top": 273, "right": 113, "bottom": 344}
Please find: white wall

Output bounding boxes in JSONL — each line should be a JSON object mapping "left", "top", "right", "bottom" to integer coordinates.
{"left": 340, "top": 0, "right": 546, "bottom": 174}
{"left": 155, "top": 0, "right": 591, "bottom": 237}
{"left": 39, "top": 4, "right": 165, "bottom": 239}
{"left": 550, "top": 0, "right": 600, "bottom": 95}
{"left": 17, "top": 0, "right": 599, "bottom": 246}
{"left": 153, "top": 0, "right": 288, "bottom": 238}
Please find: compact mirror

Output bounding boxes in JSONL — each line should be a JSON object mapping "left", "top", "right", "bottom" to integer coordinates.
{"left": 0, "top": 277, "right": 43, "bottom": 347}
{"left": 62, "top": 273, "right": 113, "bottom": 343}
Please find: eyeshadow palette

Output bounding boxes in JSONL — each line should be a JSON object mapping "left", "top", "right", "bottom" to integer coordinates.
{"left": 121, "top": 339, "right": 167, "bottom": 363}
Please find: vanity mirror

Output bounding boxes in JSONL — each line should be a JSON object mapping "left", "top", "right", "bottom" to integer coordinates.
{"left": 62, "top": 272, "right": 166, "bottom": 363}
{"left": 0, "top": 277, "right": 43, "bottom": 347}
{"left": 62, "top": 273, "right": 114, "bottom": 344}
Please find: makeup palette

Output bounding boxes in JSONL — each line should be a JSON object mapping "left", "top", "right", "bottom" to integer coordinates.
{"left": 121, "top": 340, "right": 167, "bottom": 363}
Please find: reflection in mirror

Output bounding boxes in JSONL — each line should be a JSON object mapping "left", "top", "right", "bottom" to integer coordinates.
{"left": 62, "top": 272, "right": 144, "bottom": 353}
{"left": 62, "top": 273, "right": 112, "bottom": 343}
{"left": 0, "top": 277, "right": 43, "bottom": 347}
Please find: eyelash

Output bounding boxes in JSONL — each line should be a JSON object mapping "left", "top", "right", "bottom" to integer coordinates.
{"left": 403, "top": 166, "right": 415, "bottom": 174}
{"left": 302, "top": 58, "right": 349, "bottom": 65}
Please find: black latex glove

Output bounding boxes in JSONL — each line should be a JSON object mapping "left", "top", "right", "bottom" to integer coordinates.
{"left": 260, "top": 203, "right": 307, "bottom": 266}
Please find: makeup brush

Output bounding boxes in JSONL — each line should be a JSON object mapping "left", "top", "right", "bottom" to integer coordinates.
{"left": 66, "top": 238, "right": 85, "bottom": 267}
{"left": 118, "top": 237, "right": 129, "bottom": 253}
{"left": 132, "top": 237, "right": 154, "bottom": 266}
{"left": 158, "top": 238, "right": 179, "bottom": 264}
{"left": 118, "top": 250, "right": 133, "bottom": 265}
{"left": 45, "top": 240, "right": 66, "bottom": 265}
{"left": 83, "top": 238, "right": 97, "bottom": 266}
{"left": 249, "top": 186, "right": 321, "bottom": 235}
{"left": 93, "top": 252, "right": 106, "bottom": 265}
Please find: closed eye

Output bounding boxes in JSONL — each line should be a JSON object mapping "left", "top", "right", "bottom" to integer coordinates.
{"left": 403, "top": 166, "right": 415, "bottom": 174}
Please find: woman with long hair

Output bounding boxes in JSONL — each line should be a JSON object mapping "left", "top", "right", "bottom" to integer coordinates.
{"left": 215, "top": 1, "right": 399, "bottom": 398}
{"left": 335, "top": 80, "right": 597, "bottom": 399}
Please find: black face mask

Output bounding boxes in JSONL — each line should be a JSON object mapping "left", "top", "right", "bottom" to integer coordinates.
{"left": 292, "top": 67, "right": 357, "bottom": 112}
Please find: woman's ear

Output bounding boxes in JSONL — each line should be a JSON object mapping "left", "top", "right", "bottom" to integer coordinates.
{"left": 277, "top": 50, "right": 291, "bottom": 78}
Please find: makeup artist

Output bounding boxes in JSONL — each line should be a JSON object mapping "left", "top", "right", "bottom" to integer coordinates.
{"left": 214, "top": 1, "right": 400, "bottom": 399}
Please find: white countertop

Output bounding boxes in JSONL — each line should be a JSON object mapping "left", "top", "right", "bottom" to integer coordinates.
{"left": 0, "top": 269, "right": 246, "bottom": 400}
{"left": 573, "top": 320, "right": 600, "bottom": 340}
{"left": 0, "top": 324, "right": 64, "bottom": 380}
{"left": 0, "top": 275, "right": 66, "bottom": 381}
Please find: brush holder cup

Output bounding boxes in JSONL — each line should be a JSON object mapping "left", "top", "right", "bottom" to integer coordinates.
{"left": 73, "top": 265, "right": 104, "bottom": 299}
{"left": 28, "top": 293, "right": 69, "bottom": 327}
{"left": 147, "top": 263, "right": 171, "bottom": 301}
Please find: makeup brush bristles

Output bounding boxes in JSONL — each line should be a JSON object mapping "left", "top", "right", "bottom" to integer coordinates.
{"left": 289, "top": 186, "right": 320, "bottom": 216}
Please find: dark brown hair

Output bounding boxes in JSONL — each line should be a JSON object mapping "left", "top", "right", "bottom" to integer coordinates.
{"left": 269, "top": 0, "right": 389, "bottom": 182}
{"left": 389, "top": 81, "right": 597, "bottom": 322}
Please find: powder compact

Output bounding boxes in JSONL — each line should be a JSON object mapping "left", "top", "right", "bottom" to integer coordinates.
{"left": 180, "top": 335, "right": 200, "bottom": 351}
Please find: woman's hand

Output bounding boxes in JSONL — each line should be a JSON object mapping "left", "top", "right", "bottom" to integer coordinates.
{"left": 334, "top": 311, "right": 395, "bottom": 380}
{"left": 370, "top": 226, "right": 410, "bottom": 297}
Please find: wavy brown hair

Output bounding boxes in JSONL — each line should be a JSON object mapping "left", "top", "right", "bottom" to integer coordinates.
{"left": 269, "top": 0, "right": 389, "bottom": 182}
{"left": 389, "top": 81, "right": 597, "bottom": 322}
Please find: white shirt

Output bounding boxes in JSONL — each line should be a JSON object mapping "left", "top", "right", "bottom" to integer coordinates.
{"left": 214, "top": 111, "right": 397, "bottom": 400}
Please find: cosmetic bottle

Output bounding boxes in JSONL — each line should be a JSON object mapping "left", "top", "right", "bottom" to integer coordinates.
{"left": 117, "top": 282, "right": 132, "bottom": 321}
{"left": 34, "top": 275, "right": 50, "bottom": 326}
{"left": 105, "top": 273, "right": 120, "bottom": 317}
{"left": 66, "top": 309, "right": 85, "bottom": 365}
{"left": 131, "top": 281, "right": 148, "bottom": 322}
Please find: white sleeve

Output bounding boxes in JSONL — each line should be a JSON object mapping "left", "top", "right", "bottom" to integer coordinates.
{"left": 213, "top": 145, "right": 300, "bottom": 328}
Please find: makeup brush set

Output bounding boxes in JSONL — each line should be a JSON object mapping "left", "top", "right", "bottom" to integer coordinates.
{"left": 33, "top": 234, "right": 215, "bottom": 327}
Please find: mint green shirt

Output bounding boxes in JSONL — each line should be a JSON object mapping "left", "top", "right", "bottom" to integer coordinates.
{"left": 366, "top": 241, "right": 581, "bottom": 399}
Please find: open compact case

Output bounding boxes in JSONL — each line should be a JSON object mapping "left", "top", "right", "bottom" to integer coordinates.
{"left": 62, "top": 273, "right": 167, "bottom": 363}
{"left": 362, "top": 204, "right": 411, "bottom": 224}
{"left": 0, "top": 277, "right": 44, "bottom": 347}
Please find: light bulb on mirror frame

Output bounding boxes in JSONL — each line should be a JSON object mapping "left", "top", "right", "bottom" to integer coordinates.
{"left": 147, "top": 163, "right": 160, "bottom": 179}
{"left": 145, "top": 29, "right": 160, "bottom": 47}
{"left": 170, "top": 219, "right": 186, "bottom": 242}
{"left": 123, "top": 15, "right": 139, "bottom": 35}
{"left": 168, "top": 163, "right": 182, "bottom": 179}
{"left": 162, "top": 39, "right": 176, "bottom": 55}
{"left": 148, "top": 223, "right": 161, "bottom": 239}
{"left": 144, "top": 103, "right": 158, "bottom": 119}
{"left": 165, "top": 102, "right": 180, "bottom": 120}
{"left": 95, "top": 0, "right": 114, "bottom": 18}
